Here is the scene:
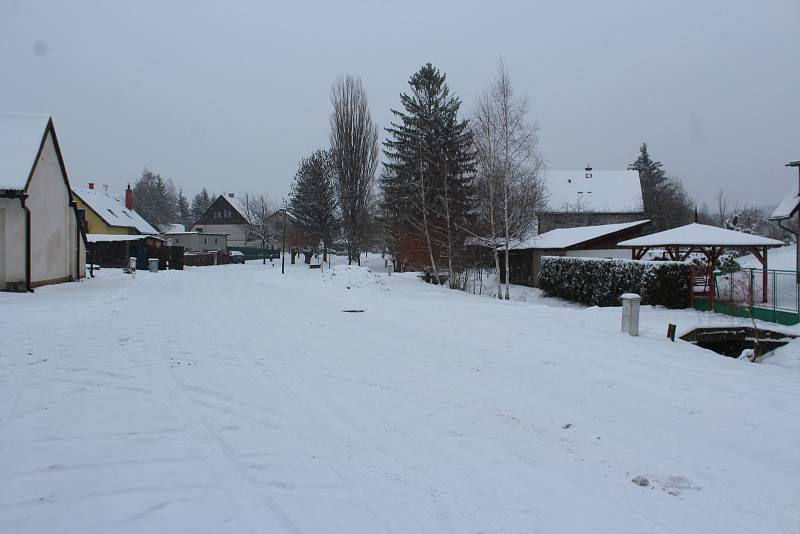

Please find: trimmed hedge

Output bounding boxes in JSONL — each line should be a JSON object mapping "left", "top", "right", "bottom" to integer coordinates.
{"left": 538, "top": 256, "right": 691, "bottom": 308}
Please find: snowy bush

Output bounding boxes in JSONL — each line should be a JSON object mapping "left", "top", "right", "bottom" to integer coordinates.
{"left": 539, "top": 257, "right": 690, "bottom": 308}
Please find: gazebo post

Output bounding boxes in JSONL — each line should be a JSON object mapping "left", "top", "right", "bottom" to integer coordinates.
{"left": 707, "top": 247, "right": 715, "bottom": 310}
{"left": 762, "top": 246, "right": 768, "bottom": 303}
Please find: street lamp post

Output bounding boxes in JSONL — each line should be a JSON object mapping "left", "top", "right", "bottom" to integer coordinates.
{"left": 281, "top": 208, "right": 287, "bottom": 274}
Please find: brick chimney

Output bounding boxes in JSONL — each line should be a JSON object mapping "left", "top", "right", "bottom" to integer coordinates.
{"left": 125, "top": 184, "right": 133, "bottom": 210}
{"left": 88, "top": 182, "right": 95, "bottom": 189}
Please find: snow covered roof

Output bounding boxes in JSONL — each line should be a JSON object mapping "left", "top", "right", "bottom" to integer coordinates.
{"left": 87, "top": 233, "right": 164, "bottom": 243}
{"left": 73, "top": 188, "right": 158, "bottom": 235}
{"left": 509, "top": 220, "right": 650, "bottom": 250}
{"left": 770, "top": 186, "right": 800, "bottom": 220}
{"left": 0, "top": 113, "right": 51, "bottom": 190}
{"left": 543, "top": 169, "right": 643, "bottom": 214}
{"left": 160, "top": 231, "right": 229, "bottom": 236}
{"left": 618, "top": 223, "right": 784, "bottom": 247}
{"left": 159, "top": 223, "right": 186, "bottom": 233}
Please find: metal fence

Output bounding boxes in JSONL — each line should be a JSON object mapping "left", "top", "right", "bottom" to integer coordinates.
{"left": 708, "top": 268, "right": 800, "bottom": 325}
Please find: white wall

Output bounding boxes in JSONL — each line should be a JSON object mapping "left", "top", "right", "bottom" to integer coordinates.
{"left": 191, "top": 223, "right": 254, "bottom": 247}
{"left": 0, "top": 197, "right": 27, "bottom": 287}
{"left": 25, "top": 131, "right": 82, "bottom": 286}
{"left": 565, "top": 249, "right": 631, "bottom": 259}
{"left": 163, "top": 233, "right": 227, "bottom": 252}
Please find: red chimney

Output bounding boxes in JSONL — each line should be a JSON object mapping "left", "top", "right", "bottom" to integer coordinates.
{"left": 125, "top": 184, "right": 133, "bottom": 210}
{"left": 88, "top": 182, "right": 95, "bottom": 190}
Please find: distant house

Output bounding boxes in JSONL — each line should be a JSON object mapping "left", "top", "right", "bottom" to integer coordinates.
{"left": 191, "top": 193, "right": 258, "bottom": 248}
{"left": 264, "top": 210, "right": 305, "bottom": 252}
{"left": 501, "top": 220, "right": 650, "bottom": 287}
{"left": 160, "top": 231, "right": 228, "bottom": 253}
{"left": 73, "top": 183, "right": 158, "bottom": 235}
{"left": 537, "top": 167, "right": 645, "bottom": 234}
{"left": 0, "top": 113, "right": 86, "bottom": 291}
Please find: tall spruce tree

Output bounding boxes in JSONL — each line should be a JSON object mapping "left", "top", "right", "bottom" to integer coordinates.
{"left": 629, "top": 143, "right": 692, "bottom": 231}
{"left": 382, "top": 63, "right": 475, "bottom": 285}
{"left": 132, "top": 169, "right": 177, "bottom": 228}
{"left": 190, "top": 188, "right": 212, "bottom": 225}
{"left": 289, "top": 149, "right": 339, "bottom": 262}
{"left": 176, "top": 189, "right": 191, "bottom": 228}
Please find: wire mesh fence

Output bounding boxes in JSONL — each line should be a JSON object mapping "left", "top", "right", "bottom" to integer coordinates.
{"left": 710, "top": 268, "right": 800, "bottom": 324}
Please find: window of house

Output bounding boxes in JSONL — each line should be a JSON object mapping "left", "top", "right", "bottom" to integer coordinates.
{"left": 214, "top": 238, "right": 217, "bottom": 244}
{"left": 204, "top": 238, "right": 208, "bottom": 244}
{"left": 197, "top": 227, "right": 203, "bottom": 232}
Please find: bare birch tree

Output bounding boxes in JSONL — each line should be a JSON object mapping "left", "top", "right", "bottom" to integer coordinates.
{"left": 240, "top": 193, "right": 275, "bottom": 256}
{"left": 330, "top": 75, "right": 379, "bottom": 265}
{"left": 473, "top": 60, "right": 546, "bottom": 300}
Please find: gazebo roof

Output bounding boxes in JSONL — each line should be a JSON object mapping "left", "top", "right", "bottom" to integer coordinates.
{"left": 617, "top": 223, "right": 784, "bottom": 248}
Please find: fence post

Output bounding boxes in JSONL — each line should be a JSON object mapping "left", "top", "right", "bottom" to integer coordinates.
{"left": 750, "top": 269, "right": 754, "bottom": 310}
{"left": 773, "top": 270, "right": 777, "bottom": 323}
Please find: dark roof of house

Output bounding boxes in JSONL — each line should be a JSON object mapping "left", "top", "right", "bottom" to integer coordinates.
{"left": 194, "top": 195, "right": 249, "bottom": 226}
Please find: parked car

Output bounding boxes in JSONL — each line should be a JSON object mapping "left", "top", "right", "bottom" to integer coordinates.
{"left": 229, "top": 250, "right": 246, "bottom": 264}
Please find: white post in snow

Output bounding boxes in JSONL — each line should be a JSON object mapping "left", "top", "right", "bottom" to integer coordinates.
{"left": 129, "top": 256, "right": 137, "bottom": 278}
{"left": 621, "top": 293, "right": 641, "bottom": 336}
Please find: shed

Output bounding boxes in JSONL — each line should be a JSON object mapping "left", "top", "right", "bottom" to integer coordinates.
{"left": 87, "top": 234, "right": 179, "bottom": 270}
{"left": 0, "top": 113, "right": 86, "bottom": 291}
{"left": 502, "top": 219, "right": 650, "bottom": 287}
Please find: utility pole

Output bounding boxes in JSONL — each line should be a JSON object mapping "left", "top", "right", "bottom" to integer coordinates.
{"left": 281, "top": 208, "right": 287, "bottom": 274}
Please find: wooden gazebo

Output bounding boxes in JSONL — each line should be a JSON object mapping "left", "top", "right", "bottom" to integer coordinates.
{"left": 618, "top": 223, "right": 784, "bottom": 304}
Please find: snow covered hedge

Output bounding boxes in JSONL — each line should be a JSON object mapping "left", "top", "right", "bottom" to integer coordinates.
{"left": 538, "top": 256, "right": 691, "bottom": 308}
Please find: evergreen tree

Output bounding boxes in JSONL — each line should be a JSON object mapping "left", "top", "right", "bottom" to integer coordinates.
{"left": 628, "top": 142, "right": 667, "bottom": 202}
{"left": 176, "top": 189, "right": 191, "bottom": 228}
{"left": 190, "top": 188, "right": 212, "bottom": 225}
{"left": 629, "top": 143, "right": 692, "bottom": 231}
{"left": 289, "top": 149, "right": 339, "bottom": 262}
{"left": 132, "top": 169, "right": 177, "bottom": 228}
{"left": 382, "top": 63, "right": 475, "bottom": 284}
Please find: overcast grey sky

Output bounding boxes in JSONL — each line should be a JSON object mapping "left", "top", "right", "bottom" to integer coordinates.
{"left": 2, "top": 0, "right": 798, "bottom": 208}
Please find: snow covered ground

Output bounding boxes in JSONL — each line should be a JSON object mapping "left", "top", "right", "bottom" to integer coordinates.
{"left": 1, "top": 256, "right": 799, "bottom": 533}
{"left": 738, "top": 244, "right": 796, "bottom": 270}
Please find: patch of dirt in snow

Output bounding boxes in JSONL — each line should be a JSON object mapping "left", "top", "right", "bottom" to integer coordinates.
{"left": 321, "top": 264, "right": 388, "bottom": 291}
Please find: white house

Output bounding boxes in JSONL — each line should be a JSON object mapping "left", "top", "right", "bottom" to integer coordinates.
{"left": 191, "top": 193, "right": 260, "bottom": 248}
{"left": 0, "top": 113, "right": 86, "bottom": 291}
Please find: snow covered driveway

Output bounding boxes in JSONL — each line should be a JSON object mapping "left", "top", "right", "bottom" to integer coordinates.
{"left": 1, "top": 261, "right": 799, "bottom": 533}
